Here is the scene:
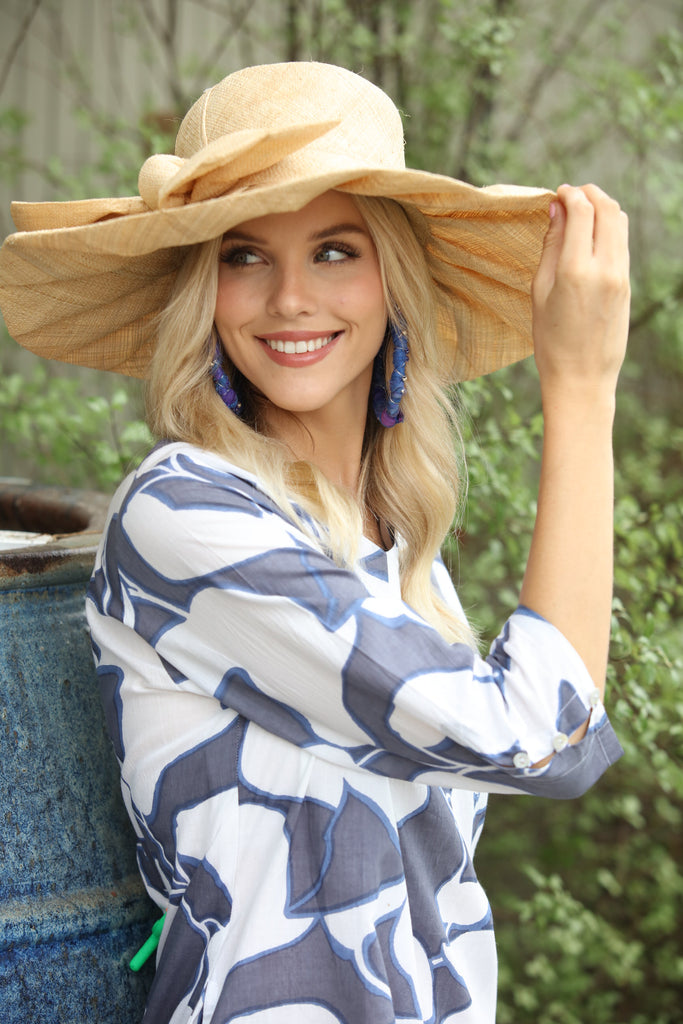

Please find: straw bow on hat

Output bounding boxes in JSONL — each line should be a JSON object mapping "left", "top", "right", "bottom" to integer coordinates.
{"left": 0, "top": 61, "right": 553, "bottom": 379}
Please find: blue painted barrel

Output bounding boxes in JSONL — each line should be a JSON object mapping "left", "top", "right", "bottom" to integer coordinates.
{"left": 0, "top": 481, "right": 152, "bottom": 1022}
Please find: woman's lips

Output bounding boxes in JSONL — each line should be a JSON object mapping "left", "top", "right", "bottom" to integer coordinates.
{"left": 258, "top": 331, "right": 342, "bottom": 365}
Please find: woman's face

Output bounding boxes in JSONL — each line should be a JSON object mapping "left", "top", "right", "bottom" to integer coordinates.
{"left": 214, "top": 191, "right": 387, "bottom": 429}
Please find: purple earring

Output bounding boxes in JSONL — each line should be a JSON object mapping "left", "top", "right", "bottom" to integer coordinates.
{"left": 211, "top": 343, "right": 242, "bottom": 416}
{"left": 371, "top": 315, "right": 409, "bottom": 427}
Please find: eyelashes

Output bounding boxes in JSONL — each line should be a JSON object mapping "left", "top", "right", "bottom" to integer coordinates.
{"left": 315, "top": 242, "right": 361, "bottom": 262}
{"left": 219, "top": 247, "right": 260, "bottom": 266}
{"left": 219, "top": 240, "right": 362, "bottom": 267}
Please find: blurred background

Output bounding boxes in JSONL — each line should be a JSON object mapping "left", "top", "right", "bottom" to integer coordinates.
{"left": 1, "top": 2, "right": 681, "bottom": 1021}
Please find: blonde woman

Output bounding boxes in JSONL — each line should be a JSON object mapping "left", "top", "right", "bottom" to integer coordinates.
{"left": 0, "top": 62, "right": 629, "bottom": 1024}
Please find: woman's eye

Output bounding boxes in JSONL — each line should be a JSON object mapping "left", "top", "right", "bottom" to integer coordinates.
{"left": 315, "top": 243, "right": 359, "bottom": 263}
{"left": 220, "top": 248, "right": 261, "bottom": 267}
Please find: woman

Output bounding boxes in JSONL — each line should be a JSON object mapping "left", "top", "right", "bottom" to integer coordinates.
{"left": 0, "top": 62, "right": 628, "bottom": 1023}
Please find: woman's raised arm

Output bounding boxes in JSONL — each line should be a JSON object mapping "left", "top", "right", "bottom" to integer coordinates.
{"left": 520, "top": 184, "right": 630, "bottom": 704}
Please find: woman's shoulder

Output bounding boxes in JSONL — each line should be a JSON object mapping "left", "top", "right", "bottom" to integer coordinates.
{"left": 94, "top": 441, "right": 318, "bottom": 587}
{"left": 115, "top": 440, "right": 279, "bottom": 516}
{"left": 135, "top": 440, "right": 263, "bottom": 487}
{"left": 104, "top": 440, "right": 327, "bottom": 559}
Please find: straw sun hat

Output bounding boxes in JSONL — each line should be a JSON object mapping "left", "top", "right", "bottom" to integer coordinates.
{"left": 0, "top": 61, "right": 553, "bottom": 380}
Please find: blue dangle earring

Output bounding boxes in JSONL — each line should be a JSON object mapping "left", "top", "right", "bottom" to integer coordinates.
{"left": 211, "top": 342, "right": 242, "bottom": 416}
{"left": 371, "top": 315, "right": 409, "bottom": 427}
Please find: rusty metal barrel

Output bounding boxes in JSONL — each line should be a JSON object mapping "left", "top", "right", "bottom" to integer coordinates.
{"left": 0, "top": 480, "right": 152, "bottom": 1022}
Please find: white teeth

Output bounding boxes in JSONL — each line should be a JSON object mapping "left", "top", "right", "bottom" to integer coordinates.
{"left": 264, "top": 334, "right": 335, "bottom": 354}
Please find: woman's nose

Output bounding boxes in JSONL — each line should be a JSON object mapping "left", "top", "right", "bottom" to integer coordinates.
{"left": 265, "top": 262, "right": 318, "bottom": 318}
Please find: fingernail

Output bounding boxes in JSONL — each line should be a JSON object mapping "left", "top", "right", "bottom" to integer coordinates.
{"left": 549, "top": 202, "right": 557, "bottom": 219}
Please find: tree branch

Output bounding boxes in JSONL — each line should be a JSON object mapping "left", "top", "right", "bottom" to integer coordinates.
{"left": 453, "top": 0, "right": 515, "bottom": 182}
{"left": 189, "top": 1, "right": 253, "bottom": 94}
{"left": 286, "top": 0, "right": 301, "bottom": 62}
{"left": 0, "top": 0, "right": 43, "bottom": 97}
{"left": 38, "top": 8, "right": 144, "bottom": 145}
{"left": 138, "top": 0, "right": 184, "bottom": 107}
{"left": 503, "top": 0, "right": 606, "bottom": 144}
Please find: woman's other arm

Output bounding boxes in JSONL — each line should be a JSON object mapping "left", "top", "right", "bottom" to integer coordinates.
{"left": 520, "top": 184, "right": 630, "bottom": 713}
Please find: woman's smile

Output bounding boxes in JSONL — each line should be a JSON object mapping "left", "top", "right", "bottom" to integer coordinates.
{"left": 258, "top": 329, "right": 342, "bottom": 363}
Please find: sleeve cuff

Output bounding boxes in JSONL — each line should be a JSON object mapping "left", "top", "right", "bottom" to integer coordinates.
{"left": 490, "top": 606, "right": 606, "bottom": 765}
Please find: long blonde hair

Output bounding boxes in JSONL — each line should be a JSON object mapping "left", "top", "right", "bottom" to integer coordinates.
{"left": 147, "top": 194, "right": 471, "bottom": 645}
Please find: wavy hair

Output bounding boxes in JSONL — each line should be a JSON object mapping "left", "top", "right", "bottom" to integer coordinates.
{"left": 147, "top": 194, "right": 471, "bottom": 645}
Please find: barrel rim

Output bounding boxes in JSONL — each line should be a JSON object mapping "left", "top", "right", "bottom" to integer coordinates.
{"left": 0, "top": 479, "right": 110, "bottom": 585}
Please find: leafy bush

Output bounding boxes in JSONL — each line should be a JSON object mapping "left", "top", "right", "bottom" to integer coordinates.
{"left": 0, "top": 360, "right": 152, "bottom": 490}
{"left": 453, "top": 366, "right": 683, "bottom": 1023}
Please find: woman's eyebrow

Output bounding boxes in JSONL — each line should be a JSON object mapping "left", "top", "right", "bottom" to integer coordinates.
{"left": 222, "top": 222, "right": 368, "bottom": 244}
{"left": 309, "top": 223, "right": 368, "bottom": 241}
{"left": 221, "top": 229, "right": 264, "bottom": 244}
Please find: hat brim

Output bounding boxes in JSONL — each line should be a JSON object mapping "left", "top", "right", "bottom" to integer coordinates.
{"left": 0, "top": 164, "right": 553, "bottom": 379}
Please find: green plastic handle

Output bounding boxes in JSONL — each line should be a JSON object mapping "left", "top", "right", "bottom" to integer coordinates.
{"left": 129, "top": 914, "right": 166, "bottom": 972}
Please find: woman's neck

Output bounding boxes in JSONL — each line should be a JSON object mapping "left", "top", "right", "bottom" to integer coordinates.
{"left": 264, "top": 404, "right": 367, "bottom": 495}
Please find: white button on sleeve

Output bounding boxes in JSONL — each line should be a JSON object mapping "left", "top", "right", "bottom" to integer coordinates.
{"left": 589, "top": 688, "right": 601, "bottom": 708}
{"left": 513, "top": 751, "right": 532, "bottom": 769}
{"left": 553, "top": 733, "right": 569, "bottom": 753}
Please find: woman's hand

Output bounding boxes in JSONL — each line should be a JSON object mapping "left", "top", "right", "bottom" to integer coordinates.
{"left": 531, "top": 184, "right": 630, "bottom": 401}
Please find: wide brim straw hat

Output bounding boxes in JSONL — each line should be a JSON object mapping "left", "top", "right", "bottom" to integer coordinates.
{"left": 0, "top": 61, "right": 553, "bottom": 380}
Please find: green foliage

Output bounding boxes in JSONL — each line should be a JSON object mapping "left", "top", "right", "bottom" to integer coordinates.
{"left": 499, "top": 868, "right": 646, "bottom": 1024}
{"left": 1, "top": 2, "right": 681, "bottom": 1020}
{"left": 447, "top": 365, "right": 544, "bottom": 632}
{"left": 449, "top": 350, "right": 683, "bottom": 1021}
{"left": 0, "top": 359, "right": 152, "bottom": 490}
{"left": 452, "top": 357, "right": 683, "bottom": 1021}
{"left": 0, "top": 107, "right": 30, "bottom": 184}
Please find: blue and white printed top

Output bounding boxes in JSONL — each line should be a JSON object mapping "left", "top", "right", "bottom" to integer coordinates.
{"left": 87, "top": 442, "right": 622, "bottom": 1024}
